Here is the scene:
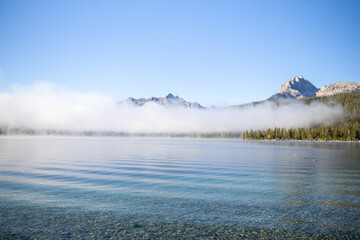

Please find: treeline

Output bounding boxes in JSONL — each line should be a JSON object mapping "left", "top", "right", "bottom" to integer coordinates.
{"left": 244, "top": 91, "right": 360, "bottom": 141}
{"left": 0, "top": 126, "right": 242, "bottom": 139}
{"left": 243, "top": 122, "right": 360, "bottom": 141}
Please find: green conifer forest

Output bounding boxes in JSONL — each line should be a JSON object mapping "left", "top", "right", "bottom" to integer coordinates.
{"left": 243, "top": 92, "right": 360, "bottom": 141}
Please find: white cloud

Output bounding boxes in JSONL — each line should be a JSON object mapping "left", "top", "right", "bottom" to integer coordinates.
{"left": 0, "top": 82, "right": 344, "bottom": 134}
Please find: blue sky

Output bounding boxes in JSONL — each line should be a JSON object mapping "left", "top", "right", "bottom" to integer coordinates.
{"left": 0, "top": 0, "right": 359, "bottom": 106}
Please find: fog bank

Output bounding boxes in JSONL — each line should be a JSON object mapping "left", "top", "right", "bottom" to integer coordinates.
{"left": 0, "top": 82, "right": 344, "bottom": 133}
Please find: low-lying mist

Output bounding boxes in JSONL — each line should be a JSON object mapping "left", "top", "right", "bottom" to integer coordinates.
{"left": 0, "top": 82, "right": 344, "bottom": 134}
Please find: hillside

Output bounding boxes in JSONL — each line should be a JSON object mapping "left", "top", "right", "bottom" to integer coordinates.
{"left": 302, "top": 91, "right": 360, "bottom": 123}
{"left": 244, "top": 91, "right": 360, "bottom": 141}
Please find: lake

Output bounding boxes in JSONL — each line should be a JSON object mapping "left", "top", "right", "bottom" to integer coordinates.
{"left": 0, "top": 136, "right": 359, "bottom": 239}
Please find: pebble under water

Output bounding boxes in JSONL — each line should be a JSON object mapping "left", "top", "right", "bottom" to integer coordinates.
{"left": 0, "top": 137, "right": 359, "bottom": 239}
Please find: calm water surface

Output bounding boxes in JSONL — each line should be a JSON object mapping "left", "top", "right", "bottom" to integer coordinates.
{"left": 0, "top": 136, "right": 359, "bottom": 239}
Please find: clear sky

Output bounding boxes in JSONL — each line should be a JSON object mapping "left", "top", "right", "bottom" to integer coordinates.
{"left": 0, "top": 0, "right": 359, "bottom": 106}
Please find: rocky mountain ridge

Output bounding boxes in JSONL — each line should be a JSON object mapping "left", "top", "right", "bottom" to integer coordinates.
{"left": 123, "top": 77, "right": 359, "bottom": 108}
{"left": 271, "top": 76, "right": 360, "bottom": 100}
{"left": 317, "top": 82, "right": 360, "bottom": 97}
{"left": 124, "top": 93, "right": 205, "bottom": 109}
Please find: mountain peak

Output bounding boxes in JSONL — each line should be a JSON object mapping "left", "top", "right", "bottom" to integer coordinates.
{"left": 293, "top": 76, "right": 304, "bottom": 82}
{"left": 166, "top": 93, "right": 175, "bottom": 99}
{"left": 123, "top": 94, "right": 205, "bottom": 109}
{"left": 276, "top": 76, "right": 319, "bottom": 99}
{"left": 271, "top": 76, "right": 359, "bottom": 100}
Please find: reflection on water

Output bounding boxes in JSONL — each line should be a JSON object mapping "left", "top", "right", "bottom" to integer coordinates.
{"left": 0, "top": 136, "right": 359, "bottom": 239}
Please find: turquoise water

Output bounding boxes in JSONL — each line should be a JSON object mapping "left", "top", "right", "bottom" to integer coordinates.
{"left": 0, "top": 136, "right": 359, "bottom": 239}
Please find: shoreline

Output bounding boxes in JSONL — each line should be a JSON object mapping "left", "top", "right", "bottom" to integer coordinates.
{"left": 0, "top": 134, "right": 359, "bottom": 142}
{"left": 243, "top": 139, "right": 360, "bottom": 143}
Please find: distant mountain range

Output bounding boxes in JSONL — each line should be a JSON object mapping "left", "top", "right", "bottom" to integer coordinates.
{"left": 271, "top": 76, "right": 360, "bottom": 100}
{"left": 124, "top": 93, "right": 205, "bottom": 109}
{"left": 122, "top": 76, "right": 360, "bottom": 108}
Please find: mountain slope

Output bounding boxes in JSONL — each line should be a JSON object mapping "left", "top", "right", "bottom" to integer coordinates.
{"left": 272, "top": 76, "right": 319, "bottom": 99}
{"left": 316, "top": 82, "right": 360, "bottom": 97}
{"left": 270, "top": 76, "right": 360, "bottom": 100}
{"left": 302, "top": 91, "right": 360, "bottom": 123}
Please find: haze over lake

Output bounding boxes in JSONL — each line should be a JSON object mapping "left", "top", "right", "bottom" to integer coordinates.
{"left": 1, "top": 0, "right": 359, "bottom": 239}
{"left": 0, "top": 136, "right": 359, "bottom": 239}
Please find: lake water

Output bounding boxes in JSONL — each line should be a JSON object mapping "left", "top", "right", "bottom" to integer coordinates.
{"left": 0, "top": 136, "right": 359, "bottom": 239}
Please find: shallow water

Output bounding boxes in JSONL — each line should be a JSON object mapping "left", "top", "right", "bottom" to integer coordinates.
{"left": 0, "top": 136, "right": 359, "bottom": 239}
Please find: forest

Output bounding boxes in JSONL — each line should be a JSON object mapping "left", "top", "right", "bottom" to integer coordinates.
{"left": 243, "top": 91, "right": 360, "bottom": 141}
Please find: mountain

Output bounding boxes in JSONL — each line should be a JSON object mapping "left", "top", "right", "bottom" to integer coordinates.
{"left": 123, "top": 77, "right": 359, "bottom": 109}
{"left": 316, "top": 82, "right": 360, "bottom": 97}
{"left": 270, "top": 76, "right": 359, "bottom": 100}
{"left": 123, "top": 93, "right": 205, "bottom": 109}
{"left": 271, "top": 76, "right": 319, "bottom": 99}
